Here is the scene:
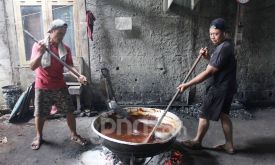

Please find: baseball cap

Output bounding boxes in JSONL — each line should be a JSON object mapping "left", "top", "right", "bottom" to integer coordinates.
{"left": 210, "top": 18, "right": 227, "bottom": 32}
{"left": 47, "top": 19, "right": 68, "bottom": 33}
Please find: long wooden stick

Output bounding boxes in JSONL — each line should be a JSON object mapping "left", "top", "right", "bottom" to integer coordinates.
{"left": 143, "top": 53, "right": 204, "bottom": 143}
{"left": 24, "top": 30, "right": 81, "bottom": 78}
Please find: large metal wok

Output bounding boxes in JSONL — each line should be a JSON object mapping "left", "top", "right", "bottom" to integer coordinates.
{"left": 91, "top": 107, "right": 182, "bottom": 158}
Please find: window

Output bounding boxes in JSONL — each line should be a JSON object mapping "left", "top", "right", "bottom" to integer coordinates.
{"left": 163, "top": 0, "right": 173, "bottom": 12}
{"left": 13, "top": 0, "right": 80, "bottom": 66}
{"left": 163, "top": 0, "right": 200, "bottom": 12}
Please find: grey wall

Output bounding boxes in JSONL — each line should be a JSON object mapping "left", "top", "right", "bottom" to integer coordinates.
{"left": 87, "top": 0, "right": 195, "bottom": 105}
{"left": 236, "top": 0, "right": 275, "bottom": 106}
{"left": 0, "top": 0, "right": 274, "bottom": 107}
{"left": 87, "top": 0, "right": 275, "bottom": 106}
{"left": 86, "top": 0, "right": 238, "bottom": 105}
{"left": 0, "top": 0, "right": 13, "bottom": 104}
{"left": 0, "top": 0, "right": 34, "bottom": 107}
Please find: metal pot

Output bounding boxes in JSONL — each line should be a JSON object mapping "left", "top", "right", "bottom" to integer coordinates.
{"left": 91, "top": 107, "right": 182, "bottom": 158}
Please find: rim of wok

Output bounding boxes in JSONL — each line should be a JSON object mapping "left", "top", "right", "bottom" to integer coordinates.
{"left": 91, "top": 107, "right": 182, "bottom": 145}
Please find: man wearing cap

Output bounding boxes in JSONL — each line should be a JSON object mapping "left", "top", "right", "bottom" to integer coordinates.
{"left": 30, "top": 19, "right": 88, "bottom": 150}
{"left": 177, "top": 18, "right": 237, "bottom": 154}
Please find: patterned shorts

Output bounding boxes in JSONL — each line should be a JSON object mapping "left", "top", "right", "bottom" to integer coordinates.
{"left": 34, "top": 88, "right": 74, "bottom": 118}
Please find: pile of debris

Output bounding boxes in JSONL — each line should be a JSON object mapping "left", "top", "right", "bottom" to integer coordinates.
{"left": 171, "top": 100, "right": 254, "bottom": 120}
{"left": 0, "top": 105, "right": 10, "bottom": 117}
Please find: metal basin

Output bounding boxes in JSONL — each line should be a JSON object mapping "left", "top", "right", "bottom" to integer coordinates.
{"left": 91, "top": 107, "right": 182, "bottom": 158}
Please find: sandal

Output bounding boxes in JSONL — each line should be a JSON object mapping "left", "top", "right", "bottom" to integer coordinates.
{"left": 31, "top": 137, "right": 43, "bottom": 150}
{"left": 213, "top": 144, "right": 235, "bottom": 154}
{"left": 181, "top": 140, "right": 202, "bottom": 150}
{"left": 71, "top": 135, "right": 88, "bottom": 146}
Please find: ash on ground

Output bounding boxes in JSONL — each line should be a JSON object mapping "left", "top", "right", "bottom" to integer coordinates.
{"left": 170, "top": 100, "right": 254, "bottom": 120}
{"left": 79, "top": 146, "right": 183, "bottom": 165}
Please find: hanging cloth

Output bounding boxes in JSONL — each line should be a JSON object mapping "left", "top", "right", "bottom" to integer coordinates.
{"left": 86, "top": 10, "right": 96, "bottom": 41}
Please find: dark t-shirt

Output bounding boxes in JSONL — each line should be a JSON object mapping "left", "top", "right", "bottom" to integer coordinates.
{"left": 207, "top": 39, "right": 237, "bottom": 95}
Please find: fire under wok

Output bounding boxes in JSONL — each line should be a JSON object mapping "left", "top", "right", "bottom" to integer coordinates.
{"left": 91, "top": 107, "right": 182, "bottom": 158}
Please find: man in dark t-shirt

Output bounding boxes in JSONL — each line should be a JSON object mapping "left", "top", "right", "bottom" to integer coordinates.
{"left": 177, "top": 18, "right": 237, "bottom": 154}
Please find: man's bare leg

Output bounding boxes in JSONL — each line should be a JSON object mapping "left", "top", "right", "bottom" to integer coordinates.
{"left": 193, "top": 118, "right": 210, "bottom": 143}
{"left": 214, "top": 113, "right": 235, "bottom": 154}
{"left": 66, "top": 112, "right": 77, "bottom": 136}
{"left": 66, "top": 112, "right": 87, "bottom": 145}
{"left": 31, "top": 116, "right": 45, "bottom": 150}
{"left": 182, "top": 118, "right": 209, "bottom": 149}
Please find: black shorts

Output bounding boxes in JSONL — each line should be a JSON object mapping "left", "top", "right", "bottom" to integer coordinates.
{"left": 200, "top": 87, "right": 234, "bottom": 121}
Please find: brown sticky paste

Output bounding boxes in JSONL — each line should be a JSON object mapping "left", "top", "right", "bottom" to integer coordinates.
{"left": 100, "top": 112, "right": 173, "bottom": 143}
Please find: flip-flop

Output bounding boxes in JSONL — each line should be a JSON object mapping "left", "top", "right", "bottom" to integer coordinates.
{"left": 213, "top": 144, "right": 235, "bottom": 154}
{"left": 71, "top": 135, "right": 88, "bottom": 146}
{"left": 31, "top": 137, "right": 43, "bottom": 150}
{"left": 181, "top": 140, "right": 202, "bottom": 150}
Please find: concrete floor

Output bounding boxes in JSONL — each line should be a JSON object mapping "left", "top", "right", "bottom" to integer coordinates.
{"left": 0, "top": 107, "right": 274, "bottom": 165}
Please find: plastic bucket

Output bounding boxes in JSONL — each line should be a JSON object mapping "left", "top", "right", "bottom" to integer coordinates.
{"left": 1, "top": 85, "right": 21, "bottom": 110}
